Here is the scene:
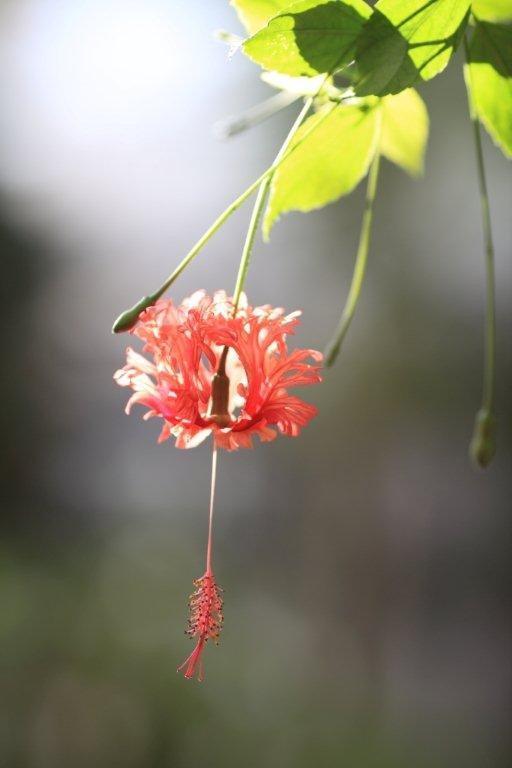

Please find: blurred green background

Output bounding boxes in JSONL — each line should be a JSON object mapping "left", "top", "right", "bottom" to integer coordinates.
{"left": 0, "top": 1, "right": 510, "bottom": 766}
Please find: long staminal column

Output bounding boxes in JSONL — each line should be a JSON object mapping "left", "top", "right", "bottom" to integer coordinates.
{"left": 178, "top": 447, "right": 224, "bottom": 681}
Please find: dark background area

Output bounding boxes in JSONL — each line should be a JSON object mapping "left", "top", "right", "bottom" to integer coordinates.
{"left": 0, "top": 1, "right": 510, "bottom": 766}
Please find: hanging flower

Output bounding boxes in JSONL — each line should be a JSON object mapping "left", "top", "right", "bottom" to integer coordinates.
{"left": 114, "top": 290, "right": 322, "bottom": 451}
{"left": 114, "top": 290, "right": 322, "bottom": 680}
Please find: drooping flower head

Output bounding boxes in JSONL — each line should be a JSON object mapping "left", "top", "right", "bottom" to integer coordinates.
{"left": 114, "top": 290, "right": 322, "bottom": 680}
{"left": 114, "top": 290, "right": 322, "bottom": 450}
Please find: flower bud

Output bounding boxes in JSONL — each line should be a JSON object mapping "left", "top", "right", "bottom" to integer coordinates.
{"left": 111, "top": 295, "right": 156, "bottom": 334}
{"left": 469, "top": 409, "right": 496, "bottom": 469}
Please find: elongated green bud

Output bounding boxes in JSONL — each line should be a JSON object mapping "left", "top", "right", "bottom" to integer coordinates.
{"left": 469, "top": 409, "right": 496, "bottom": 469}
{"left": 112, "top": 294, "right": 157, "bottom": 334}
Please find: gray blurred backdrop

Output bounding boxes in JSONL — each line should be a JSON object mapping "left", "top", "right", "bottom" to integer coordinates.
{"left": 0, "top": 1, "right": 511, "bottom": 767}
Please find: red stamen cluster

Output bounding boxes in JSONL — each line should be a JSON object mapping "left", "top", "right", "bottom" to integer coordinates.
{"left": 177, "top": 571, "right": 224, "bottom": 681}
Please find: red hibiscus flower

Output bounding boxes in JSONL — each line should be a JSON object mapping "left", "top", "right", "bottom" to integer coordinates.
{"left": 114, "top": 290, "right": 322, "bottom": 451}
{"left": 114, "top": 290, "right": 322, "bottom": 679}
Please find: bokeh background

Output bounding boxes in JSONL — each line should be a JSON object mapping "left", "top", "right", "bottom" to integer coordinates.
{"left": 0, "top": 1, "right": 511, "bottom": 766}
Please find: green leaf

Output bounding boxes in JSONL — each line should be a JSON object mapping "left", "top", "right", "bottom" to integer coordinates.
{"left": 230, "top": 0, "right": 292, "bottom": 35}
{"left": 263, "top": 102, "right": 380, "bottom": 237}
{"left": 243, "top": 0, "right": 372, "bottom": 77}
{"left": 472, "top": 0, "right": 512, "bottom": 23}
{"left": 465, "top": 21, "right": 512, "bottom": 158}
{"left": 380, "top": 88, "right": 429, "bottom": 175}
{"left": 355, "top": 0, "right": 471, "bottom": 96}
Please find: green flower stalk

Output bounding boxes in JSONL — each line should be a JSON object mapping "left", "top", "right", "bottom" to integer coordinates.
{"left": 324, "top": 148, "right": 381, "bottom": 367}
{"left": 464, "top": 34, "right": 498, "bottom": 468}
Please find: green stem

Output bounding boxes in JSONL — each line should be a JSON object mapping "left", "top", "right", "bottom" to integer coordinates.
{"left": 471, "top": 100, "right": 496, "bottom": 415}
{"left": 112, "top": 168, "right": 274, "bottom": 333}
{"left": 464, "top": 35, "right": 497, "bottom": 468}
{"left": 232, "top": 97, "right": 313, "bottom": 311}
{"left": 112, "top": 97, "right": 340, "bottom": 334}
{"left": 214, "top": 89, "right": 301, "bottom": 139}
{"left": 324, "top": 150, "right": 381, "bottom": 367}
